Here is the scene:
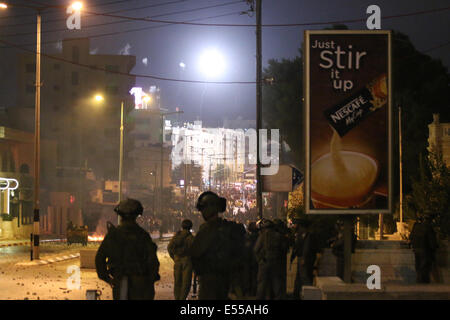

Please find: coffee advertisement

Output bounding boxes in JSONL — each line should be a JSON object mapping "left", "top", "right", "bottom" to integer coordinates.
{"left": 304, "top": 30, "right": 392, "bottom": 214}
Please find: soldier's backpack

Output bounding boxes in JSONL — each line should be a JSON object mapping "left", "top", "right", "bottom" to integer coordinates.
{"left": 168, "top": 231, "right": 191, "bottom": 258}
{"left": 210, "top": 219, "right": 246, "bottom": 274}
{"left": 106, "top": 222, "right": 157, "bottom": 278}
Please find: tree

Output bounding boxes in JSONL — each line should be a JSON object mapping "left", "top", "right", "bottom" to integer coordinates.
{"left": 407, "top": 150, "right": 450, "bottom": 239}
{"left": 263, "top": 56, "right": 303, "bottom": 168}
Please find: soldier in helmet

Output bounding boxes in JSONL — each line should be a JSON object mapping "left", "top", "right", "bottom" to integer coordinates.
{"left": 254, "top": 218, "right": 289, "bottom": 300}
{"left": 168, "top": 219, "right": 194, "bottom": 300}
{"left": 242, "top": 221, "right": 259, "bottom": 297}
{"left": 189, "top": 191, "right": 245, "bottom": 300}
{"left": 291, "top": 218, "right": 320, "bottom": 299}
{"left": 95, "top": 198, "right": 160, "bottom": 300}
{"left": 409, "top": 215, "right": 438, "bottom": 283}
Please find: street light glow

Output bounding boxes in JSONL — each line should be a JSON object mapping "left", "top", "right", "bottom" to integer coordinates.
{"left": 143, "top": 95, "right": 151, "bottom": 103}
{"left": 71, "top": 1, "right": 83, "bottom": 11}
{"left": 94, "top": 94, "right": 104, "bottom": 102}
{"left": 198, "top": 49, "right": 225, "bottom": 78}
{"left": 0, "top": 3, "right": 8, "bottom": 9}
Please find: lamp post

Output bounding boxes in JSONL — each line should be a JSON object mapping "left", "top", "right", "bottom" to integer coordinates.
{"left": 158, "top": 110, "right": 183, "bottom": 218}
{"left": 255, "top": 0, "right": 263, "bottom": 220}
{"left": 118, "top": 101, "right": 124, "bottom": 224}
{"left": 93, "top": 95, "right": 124, "bottom": 225}
{"left": 150, "top": 170, "right": 156, "bottom": 216}
{"left": 144, "top": 109, "right": 183, "bottom": 217}
{"left": 0, "top": 1, "right": 82, "bottom": 260}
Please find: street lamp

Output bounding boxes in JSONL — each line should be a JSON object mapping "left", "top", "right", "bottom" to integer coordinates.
{"left": 146, "top": 110, "right": 183, "bottom": 217}
{"left": 92, "top": 94, "right": 125, "bottom": 224}
{"left": 71, "top": 1, "right": 83, "bottom": 11}
{"left": 94, "top": 94, "right": 104, "bottom": 102}
{"left": 150, "top": 171, "right": 156, "bottom": 215}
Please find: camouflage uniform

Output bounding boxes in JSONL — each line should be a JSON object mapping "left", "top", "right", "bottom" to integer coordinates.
{"left": 242, "top": 223, "right": 259, "bottom": 297}
{"left": 95, "top": 199, "right": 160, "bottom": 300}
{"left": 168, "top": 228, "right": 194, "bottom": 300}
{"left": 190, "top": 216, "right": 239, "bottom": 300}
{"left": 254, "top": 220, "right": 289, "bottom": 300}
{"left": 409, "top": 218, "right": 438, "bottom": 283}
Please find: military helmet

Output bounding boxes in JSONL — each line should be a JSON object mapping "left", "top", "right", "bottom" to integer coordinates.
{"left": 181, "top": 219, "right": 193, "bottom": 230}
{"left": 114, "top": 198, "right": 144, "bottom": 218}
{"left": 196, "top": 191, "right": 227, "bottom": 213}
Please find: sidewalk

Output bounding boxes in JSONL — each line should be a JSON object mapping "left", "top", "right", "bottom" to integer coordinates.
{"left": 0, "top": 239, "right": 30, "bottom": 248}
{"left": 0, "top": 232, "right": 174, "bottom": 247}
{"left": 315, "top": 277, "right": 450, "bottom": 300}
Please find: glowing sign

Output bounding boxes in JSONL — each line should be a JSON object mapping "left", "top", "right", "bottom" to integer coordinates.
{"left": 0, "top": 178, "right": 19, "bottom": 215}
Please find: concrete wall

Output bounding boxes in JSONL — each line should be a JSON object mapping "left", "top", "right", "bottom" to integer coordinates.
{"left": 0, "top": 218, "right": 32, "bottom": 239}
{"left": 316, "top": 241, "right": 450, "bottom": 285}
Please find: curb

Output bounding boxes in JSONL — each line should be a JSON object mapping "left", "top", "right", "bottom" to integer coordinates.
{"left": 0, "top": 241, "right": 30, "bottom": 248}
{"left": 16, "top": 253, "right": 80, "bottom": 267}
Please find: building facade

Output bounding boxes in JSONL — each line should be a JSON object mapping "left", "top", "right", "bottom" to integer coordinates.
{"left": 168, "top": 120, "right": 250, "bottom": 187}
{"left": 16, "top": 37, "right": 136, "bottom": 216}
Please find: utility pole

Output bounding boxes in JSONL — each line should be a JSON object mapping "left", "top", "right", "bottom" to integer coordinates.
{"left": 399, "top": 106, "right": 403, "bottom": 223}
{"left": 32, "top": 11, "right": 42, "bottom": 260}
{"left": 157, "top": 110, "right": 183, "bottom": 218}
{"left": 256, "top": 0, "right": 263, "bottom": 220}
{"left": 184, "top": 162, "right": 187, "bottom": 216}
{"left": 222, "top": 134, "right": 226, "bottom": 193}
{"left": 118, "top": 101, "right": 124, "bottom": 225}
{"left": 160, "top": 113, "right": 164, "bottom": 219}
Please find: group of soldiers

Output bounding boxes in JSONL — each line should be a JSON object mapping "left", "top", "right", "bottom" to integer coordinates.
{"left": 94, "top": 191, "right": 321, "bottom": 300}
{"left": 94, "top": 191, "right": 442, "bottom": 300}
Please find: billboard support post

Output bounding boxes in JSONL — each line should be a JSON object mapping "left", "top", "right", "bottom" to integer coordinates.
{"left": 343, "top": 215, "right": 353, "bottom": 283}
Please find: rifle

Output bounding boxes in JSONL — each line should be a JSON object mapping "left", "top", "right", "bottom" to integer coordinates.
{"left": 191, "top": 273, "right": 198, "bottom": 299}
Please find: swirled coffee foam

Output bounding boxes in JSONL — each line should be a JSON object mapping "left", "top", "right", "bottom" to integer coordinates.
{"left": 312, "top": 131, "right": 378, "bottom": 202}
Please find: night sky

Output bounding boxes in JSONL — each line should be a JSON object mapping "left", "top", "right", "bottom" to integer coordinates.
{"left": 0, "top": 0, "right": 448, "bottom": 126}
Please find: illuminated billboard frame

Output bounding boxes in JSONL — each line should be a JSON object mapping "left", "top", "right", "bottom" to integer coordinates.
{"left": 304, "top": 30, "right": 392, "bottom": 215}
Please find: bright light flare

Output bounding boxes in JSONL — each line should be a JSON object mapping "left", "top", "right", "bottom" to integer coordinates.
{"left": 88, "top": 234, "right": 104, "bottom": 242}
{"left": 179, "top": 62, "right": 186, "bottom": 69}
{"left": 198, "top": 49, "right": 225, "bottom": 78}
{"left": 94, "top": 94, "right": 104, "bottom": 102}
{"left": 0, "top": 3, "right": 8, "bottom": 9}
{"left": 71, "top": 1, "right": 83, "bottom": 11}
{"left": 143, "top": 95, "right": 151, "bottom": 103}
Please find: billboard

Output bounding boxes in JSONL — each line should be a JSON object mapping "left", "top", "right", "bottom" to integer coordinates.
{"left": 304, "top": 30, "right": 392, "bottom": 214}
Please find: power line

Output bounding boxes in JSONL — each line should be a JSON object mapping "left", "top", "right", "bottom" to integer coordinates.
{"left": 1, "top": 34, "right": 448, "bottom": 85}
{"left": 0, "top": 0, "right": 133, "bottom": 20}
{"left": 0, "top": 36, "right": 256, "bottom": 84}
{"left": 2, "top": 3, "right": 448, "bottom": 29}
{"left": 0, "top": 0, "right": 196, "bottom": 30}
{"left": 2, "top": 1, "right": 243, "bottom": 38}
{"left": 79, "top": 5, "right": 450, "bottom": 28}
{"left": 0, "top": 10, "right": 243, "bottom": 49}
{"left": 1, "top": 4, "right": 448, "bottom": 50}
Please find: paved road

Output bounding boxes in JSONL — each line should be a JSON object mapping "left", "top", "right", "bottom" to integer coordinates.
{"left": 0, "top": 238, "right": 175, "bottom": 300}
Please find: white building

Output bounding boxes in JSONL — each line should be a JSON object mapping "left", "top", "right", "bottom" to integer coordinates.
{"left": 167, "top": 121, "right": 250, "bottom": 186}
